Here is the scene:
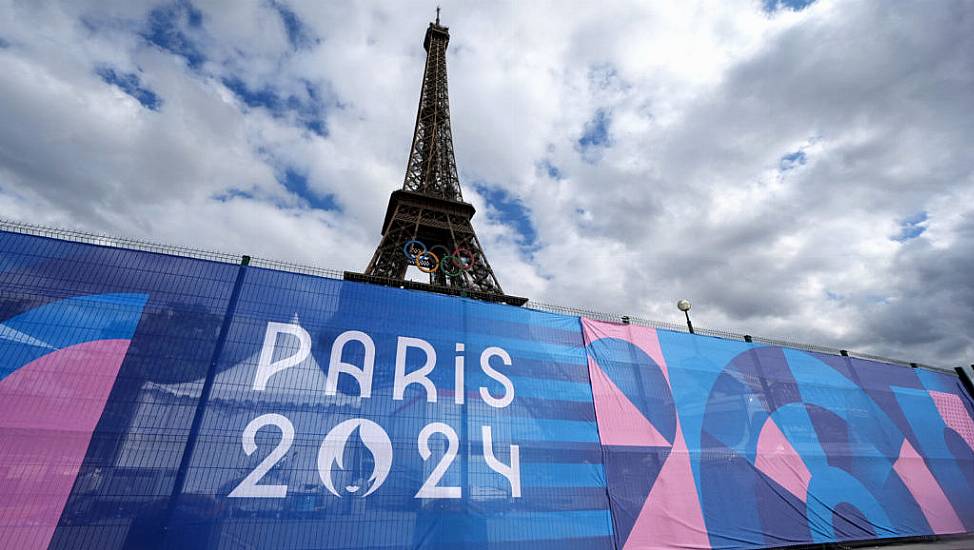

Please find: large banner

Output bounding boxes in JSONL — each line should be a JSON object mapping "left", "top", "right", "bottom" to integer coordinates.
{"left": 0, "top": 230, "right": 612, "bottom": 550}
{"left": 583, "top": 319, "right": 974, "bottom": 549}
{"left": 0, "top": 230, "right": 240, "bottom": 550}
{"left": 0, "top": 229, "right": 972, "bottom": 549}
{"left": 162, "top": 267, "right": 613, "bottom": 549}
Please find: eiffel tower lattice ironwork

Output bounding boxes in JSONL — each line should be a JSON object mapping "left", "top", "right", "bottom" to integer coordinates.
{"left": 345, "top": 13, "right": 527, "bottom": 306}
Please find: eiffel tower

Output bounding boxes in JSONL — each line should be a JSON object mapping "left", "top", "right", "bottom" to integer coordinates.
{"left": 345, "top": 11, "right": 527, "bottom": 306}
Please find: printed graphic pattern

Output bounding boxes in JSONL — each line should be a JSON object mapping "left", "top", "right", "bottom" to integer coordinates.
{"left": 0, "top": 229, "right": 972, "bottom": 549}
{"left": 582, "top": 318, "right": 974, "bottom": 549}
{"left": 0, "top": 294, "right": 147, "bottom": 549}
{"left": 162, "top": 267, "right": 614, "bottom": 549}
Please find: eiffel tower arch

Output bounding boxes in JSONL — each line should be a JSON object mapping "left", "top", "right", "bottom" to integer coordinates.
{"left": 345, "top": 14, "right": 527, "bottom": 306}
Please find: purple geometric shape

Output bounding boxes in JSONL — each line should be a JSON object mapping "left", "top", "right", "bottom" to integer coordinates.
{"left": 602, "top": 446, "right": 669, "bottom": 546}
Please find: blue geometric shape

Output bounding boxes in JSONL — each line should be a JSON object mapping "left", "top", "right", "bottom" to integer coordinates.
{"left": 0, "top": 293, "right": 148, "bottom": 382}
{"left": 587, "top": 337, "right": 676, "bottom": 444}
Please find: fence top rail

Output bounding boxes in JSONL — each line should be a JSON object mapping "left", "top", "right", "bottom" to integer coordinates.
{"left": 0, "top": 218, "right": 957, "bottom": 373}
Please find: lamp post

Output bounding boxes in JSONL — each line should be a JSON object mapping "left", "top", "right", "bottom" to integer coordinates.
{"left": 677, "top": 299, "right": 694, "bottom": 334}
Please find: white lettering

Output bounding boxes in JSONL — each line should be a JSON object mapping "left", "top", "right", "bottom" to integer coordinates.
{"left": 325, "top": 330, "right": 375, "bottom": 398}
{"left": 454, "top": 343, "right": 465, "bottom": 405}
{"left": 394, "top": 337, "right": 437, "bottom": 402}
{"left": 482, "top": 425, "right": 520, "bottom": 497}
{"left": 479, "top": 346, "right": 514, "bottom": 408}
{"left": 415, "top": 423, "right": 461, "bottom": 498}
{"left": 228, "top": 414, "right": 295, "bottom": 498}
{"left": 254, "top": 322, "right": 311, "bottom": 391}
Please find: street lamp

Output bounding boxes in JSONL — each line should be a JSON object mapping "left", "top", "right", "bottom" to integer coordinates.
{"left": 677, "top": 299, "right": 694, "bottom": 334}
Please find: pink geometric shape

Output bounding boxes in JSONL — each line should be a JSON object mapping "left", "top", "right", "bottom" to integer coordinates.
{"left": 624, "top": 419, "right": 711, "bottom": 549}
{"left": 754, "top": 417, "right": 811, "bottom": 502}
{"left": 581, "top": 318, "right": 670, "bottom": 382}
{"left": 929, "top": 390, "right": 974, "bottom": 452}
{"left": 0, "top": 339, "right": 132, "bottom": 550}
{"left": 588, "top": 356, "right": 671, "bottom": 447}
{"left": 581, "top": 318, "right": 708, "bottom": 547}
{"left": 893, "top": 438, "right": 965, "bottom": 535}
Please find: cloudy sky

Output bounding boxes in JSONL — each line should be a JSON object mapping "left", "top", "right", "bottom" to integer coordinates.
{"left": 0, "top": 0, "right": 971, "bottom": 366}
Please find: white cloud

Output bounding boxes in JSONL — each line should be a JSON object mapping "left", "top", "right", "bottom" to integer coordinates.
{"left": 0, "top": 0, "right": 971, "bottom": 366}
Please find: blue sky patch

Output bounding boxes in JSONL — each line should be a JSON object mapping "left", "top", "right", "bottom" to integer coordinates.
{"left": 212, "top": 188, "right": 254, "bottom": 202}
{"left": 0, "top": 37, "right": 9, "bottom": 48}
{"left": 223, "top": 77, "right": 276, "bottom": 108}
{"left": 578, "top": 109, "right": 612, "bottom": 164}
{"left": 96, "top": 67, "right": 162, "bottom": 110}
{"left": 223, "top": 77, "right": 328, "bottom": 136}
{"left": 764, "top": 0, "right": 817, "bottom": 12}
{"left": 475, "top": 183, "right": 538, "bottom": 252}
{"left": 538, "top": 159, "right": 563, "bottom": 181}
{"left": 271, "top": 1, "right": 317, "bottom": 50}
{"left": 142, "top": 0, "right": 205, "bottom": 69}
{"left": 892, "top": 211, "right": 928, "bottom": 242}
{"left": 579, "top": 109, "right": 611, "bottom": 150}
{"left": 779, "top": 149, "right": 806, "bottom": 171}
{"left": 281, "top": 168, "right": 340, "bottom": 212}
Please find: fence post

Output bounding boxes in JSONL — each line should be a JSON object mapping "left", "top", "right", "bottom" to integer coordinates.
{"left": 157, "top": 254, "right": 251, "bottom": 544}
{"left": 956, "top": 366, "right": 974, "bottom": 400}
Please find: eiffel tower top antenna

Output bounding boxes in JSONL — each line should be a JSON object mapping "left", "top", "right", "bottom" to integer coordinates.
{"left": 344, "top": 12, "right": 528, "bottom": 306}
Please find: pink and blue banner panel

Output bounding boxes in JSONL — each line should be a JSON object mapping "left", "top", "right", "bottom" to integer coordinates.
{"left": 582, "top": 318, "right": 974, "bottom": 549}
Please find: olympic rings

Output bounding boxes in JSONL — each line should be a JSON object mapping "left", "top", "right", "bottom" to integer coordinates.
{"left": 429, "top": 244, "right": 451, "bottom": 261}
{"left": 451, "top": 248, "right": 474, "bottom": 271}
{"left": 415, "top": 250, "right": 440, "bottom": 273}
{"left": 403, "top": 240, "right": 426, "bottom": 261}
{"left": 440, "top": 255, "right": 461, "bottom": 277}
{"left": 402, "top": 240, "right": 476, "bottom": 276}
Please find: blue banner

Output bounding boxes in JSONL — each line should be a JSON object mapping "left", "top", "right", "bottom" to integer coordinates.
{"left": 1, "top": 229, "right": 973, "bottom": 549}
{"left": 163, "top": 266, "right": 613, "bottom": 549}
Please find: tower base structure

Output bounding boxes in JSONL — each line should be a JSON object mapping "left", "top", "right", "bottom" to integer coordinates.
{"left": 354, "top": 189, "right": 527, "bottom": 306}
{"left": 343, "top": 271, "right": 528, "bottom": 306}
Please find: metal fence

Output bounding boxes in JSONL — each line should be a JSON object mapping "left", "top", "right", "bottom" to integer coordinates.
{"left": 0, "top": 217, "right": 953, "bottom": 373}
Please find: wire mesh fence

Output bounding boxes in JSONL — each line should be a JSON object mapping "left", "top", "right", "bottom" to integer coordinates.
{"left": 247, "top": 256, "right": 344, "bottom": 280}
{"left": 0, "top": 218, "right": 243, "bottom": 265}
{"left": 0, "top": 217, "right": 953, "bottom": 373}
